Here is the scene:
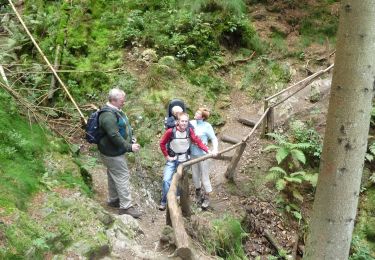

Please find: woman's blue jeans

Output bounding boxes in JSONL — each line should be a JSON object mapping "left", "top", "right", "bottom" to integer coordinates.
{"left": 160, "top": 160, "right": 181, "bottom": 205}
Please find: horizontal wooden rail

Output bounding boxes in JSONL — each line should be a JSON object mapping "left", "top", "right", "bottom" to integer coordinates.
{"left": 265, "top": 64, "right": 334, "bottom": 102}
{"left": 270, "top": 64, "right": 334, "bottom": 108}
{"left": 262, "top": 64, "right": 334, "bottom": 136}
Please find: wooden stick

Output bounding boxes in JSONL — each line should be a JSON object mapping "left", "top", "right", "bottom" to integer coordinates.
{"left": 267, "top": 107, "right": 275, "bottom": 134}
{"left": 0, "top": 65, "right": 9, "bottom": 85}
{"left": 238, "top": 117, "right": 256, "bottom": 127}
{"left": 221, "top": 134, "right": 240, "bottom": 144}
{"left": 8, "top": 0, "right": 87, "bottom": 124}
{"left": 167, "top": 167, "right": 193, "bottom": 259}
{"left": 262, "top": 100, "right": 269, "bottom": 138}
{"left": 265, "top": 64, "right": 334, "bottom": 102}
{"left": 180, "top": 170, "right": 191, "bottom": 218}
{"left": 225, "top": 142, "right": 246, "bottom": 182}
{"left": 47, "top": 44, "right": 61, "bottom": 103}
{"left": 212, "top": 155, "right": 232, "bottom": 161}
{"left": 264, "top": 229, "right": 286, "bottom": 258}
{"left": 218, "top": 51, "right": 256, "bottom": 68}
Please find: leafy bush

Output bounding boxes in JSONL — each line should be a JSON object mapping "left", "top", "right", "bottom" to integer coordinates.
{"left": 349, "top": 235, "right": 374, "bottom": 260}
{"left": 299, "top": 4, "right": 338, "bottom": 46}
{"left": 265, "top": 132, "right": 318, "bottom": 221}
{"left": 241, "top": 57, "right": 291, "bottom": 100}
{"left": 204, "top": 216, "right": 248, "bottom": 259}
{"left": 264, "top": 132, "right": 311, "bottom": 170}
{"left": 289, "top": 120, "right": 322, "bottom": 167}
{"left": 189, "top": 0, "right": 246, "bottom": 15}
{"left": 118, "top": 1, "right": 262, "bottom": 65}
{"left": 188, "top": 73, "right": 229, "bottom": 101}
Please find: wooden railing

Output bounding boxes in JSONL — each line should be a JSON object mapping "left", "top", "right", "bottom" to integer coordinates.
{"left": 262, "top": 64, "right": 334, "bottom": 136}
{"left": 166, "top": 64, "right": 334, "bottom": 259}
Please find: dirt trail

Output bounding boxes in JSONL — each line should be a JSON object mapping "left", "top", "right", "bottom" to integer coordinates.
{"left": 89, "top": 73, "right": 332, "bottom": 259}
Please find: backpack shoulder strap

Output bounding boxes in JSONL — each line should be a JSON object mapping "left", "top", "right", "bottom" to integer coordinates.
{"left": 186, "top": 126, "right": 191, "bottom": 137}
{"left": 99, "top": 108, "right": 120, "bottom": 121}
{"left": 172, "top": 126, "right": 177, "bottom": 140}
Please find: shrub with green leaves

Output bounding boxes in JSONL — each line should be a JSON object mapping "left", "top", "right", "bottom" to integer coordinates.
{"left": 204, "top": 216, "right": 248, "bottom": 259}
{"left": 265, "top": 132, "right": 318, "bottom": 221}
{"left": 118, "top": 0, "right": 262, "bottom": 65}
{"left": 349, "top": 235, "right": 374, "bottom": 260}
{"left": 264, "top": 132, "right": 311, "bottom": 170}
{"left": 241, "top": 57, "right": 291, "bottom": 100}
{"left": 299, "top": 3, "right": 338, "bottom": 46}
{"left": 289, "top": 120, "right": 322, "bottom": 166}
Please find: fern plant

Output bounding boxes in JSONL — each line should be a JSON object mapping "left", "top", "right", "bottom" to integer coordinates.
{"left": 265, "top": 132, "right": 318, "bottom": 221}
{"left": 365, "top": 141, "right": 375, "bottom": 162}
{"left": 265, "top": 132, "right": 311, "bottom": 170}
{"left": 267, "top": 167, "right": 318, "bottom": 200}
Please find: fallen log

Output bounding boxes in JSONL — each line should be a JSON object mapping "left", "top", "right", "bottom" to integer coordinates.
{"left": 221, "top": 134, "right": 240, "bottom": 144}
{"left": 238, "top": 117, "right": 256, "bottom": 127}
{"left": 167, "top": 168, "right": 192, "bottom": 259}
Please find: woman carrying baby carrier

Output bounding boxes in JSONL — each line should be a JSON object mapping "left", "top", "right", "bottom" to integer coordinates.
{"left": 158, "top": 112, "right": 209, "bottom": 211}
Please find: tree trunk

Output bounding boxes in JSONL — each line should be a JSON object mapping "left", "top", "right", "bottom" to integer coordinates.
{"left": 305, "top": 1, "right": 375, "bottom": 259}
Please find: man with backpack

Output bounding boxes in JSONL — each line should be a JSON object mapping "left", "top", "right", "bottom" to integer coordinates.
{"left": 97, "top": 88, "right": 142, "bottom": 218}
{"left": 158, "top": 112, "right": 209, "bottom": 211}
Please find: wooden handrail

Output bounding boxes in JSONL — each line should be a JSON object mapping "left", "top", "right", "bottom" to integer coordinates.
{"left": 262, "top": 64, "right": 334, "bottom": 136}
{"left": 265, "top": 64, "right": 334, "bottom": 102}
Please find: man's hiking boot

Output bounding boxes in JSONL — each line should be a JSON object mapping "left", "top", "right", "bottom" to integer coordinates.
{"left": 195, "top": 189, "right": 202, "bottom": 204}
{"left": 201, "top": 194, "right": 210, "bottom": 210}
{"left": 119, "top": 206, "right": 142, "bottom": 218}
{"left": 107, "top": 198, "right": 120, "bottom": 208}
{"left": 158, "top": 204, "right": 166, "bottom": 211}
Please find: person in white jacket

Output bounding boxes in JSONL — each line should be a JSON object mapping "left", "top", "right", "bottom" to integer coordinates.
{"left": 190, "top": 107, "right": 218, "bottom": 209}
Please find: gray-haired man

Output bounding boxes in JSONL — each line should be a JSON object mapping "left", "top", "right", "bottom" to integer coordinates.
{"left": 98, "top": 88, "right": 141, "bottom": 218}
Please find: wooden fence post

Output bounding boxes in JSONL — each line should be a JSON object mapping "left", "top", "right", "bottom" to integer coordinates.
{"left": 261, "top": 100, "right": 269, "bottom": 138}
{"left": 225, "top": 142, "right": 247, "bottom": 182}
{"left": 47, "top": 44, "right": 61, "bottom": 105}
{"left": 180, "top": 168, "right": 191, "bottom": 218}
{"left": 267, "top": 106, "right": 275, "bottom": 134}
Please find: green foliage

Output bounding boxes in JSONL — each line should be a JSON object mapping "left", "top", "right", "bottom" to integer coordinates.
{"left": 188, "top": 73, "right": 229, "bottom": 101}
{"left": 289, "top": 120, "right": 322, "bottom": 166}
{"left": 365, "top": 142, "right": 375, "bottom": 163}
{"left": 265, "top": 132, "right": 311, "bottom": 168}
{"left": 241, "top": 57, "right": 291, "bottom": 100}
{"left": 370, "top": 106, "right": 375, "bottom": 127}
{"left": 118, "top": 1, "right": 262, "bottom": 65}
{"left": 189, "top": 0, "right": 246, "bottom": 15}
{"left": 204, "top": 216, "right": 248, "bottom": 259}
{"left": 265, "top": 132, "right": 318, "bottom": 221}
{"left": 0, "top": 91, "right": 47, "bottom": 210}
{"left": 0, "top": 211, "right": 50, "bottom": 259}
{"left": 299, "top": 4, "right": 338, "bottom": 46}
{"left": 349, "top": 235, "right": 375, "bottom": 260}
{"left": 0, "top": 194, "right": 111, "bottom": 259}
{"left": 269, "top": 31, "right": 288, "bottom": 56}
